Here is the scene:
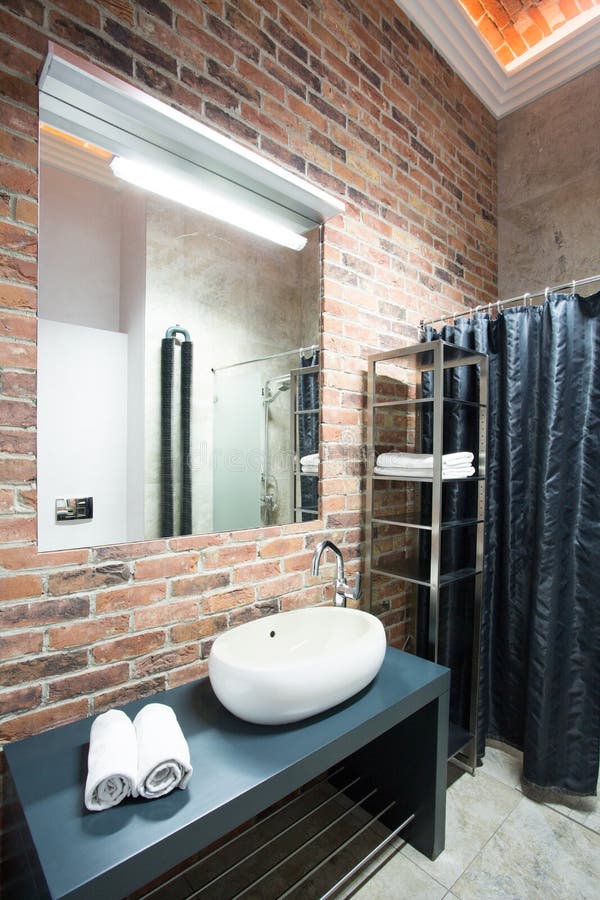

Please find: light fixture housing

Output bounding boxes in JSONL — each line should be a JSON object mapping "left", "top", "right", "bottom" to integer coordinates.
{"left": 39, "top": 44, "right": 344, "bottom": 243}
{"left": 110, "top": 156, "right": 307, "bottom": 251}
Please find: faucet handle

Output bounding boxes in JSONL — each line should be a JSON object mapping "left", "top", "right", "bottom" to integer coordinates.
{"left": 352, "top": 572, "right": 362, "bottom": 602}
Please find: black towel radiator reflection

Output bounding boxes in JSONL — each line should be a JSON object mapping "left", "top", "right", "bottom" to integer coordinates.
{"left": 161, "top": 325, "right": 192, "bottom": 537}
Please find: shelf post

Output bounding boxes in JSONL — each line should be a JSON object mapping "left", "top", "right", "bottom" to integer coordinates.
{"left": 364, "top": 354, "right": 375, "bottom": 610}
{"left": 428, "top": 340, "right": 444, "bottom": 662}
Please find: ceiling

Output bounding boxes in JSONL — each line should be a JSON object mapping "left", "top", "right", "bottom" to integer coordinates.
{"left": 395, "top": 0, "right": 600, "bottom": 117}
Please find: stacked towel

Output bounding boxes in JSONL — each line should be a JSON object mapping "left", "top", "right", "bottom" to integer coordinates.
{"left": 84, "top": 710, "right": 138, "bottom": 812}
{"left": 84, "top": 704, "right": 193, "bottom": 812}
{"left": 374, "top": 465, "right": 475, "bottom": 479}
{"left": 134, "top": 704, "right": 193, "bottom": 799}
{"left": 300, "top": 452, "right": 319, "bottom": 475}
{"left": 374, "top": 451, "right": 475, "bottom": 480}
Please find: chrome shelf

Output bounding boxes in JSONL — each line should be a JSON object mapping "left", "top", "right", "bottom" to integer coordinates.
{"left": 365, "top": 339, "right": 487, "bottom": 774}
{"left": 372, "top": 473, "right": 484, "bottom": 483}
{"left": 371, "top": 558, "right": 481, "bottom": 589}
{"left": 371, "top": 514, "right": 484, "bottom": 531}
{"left": 448, "top": 723, "right": 474, "bottom": 761}
{"left": 372, "top": 396, "right": 486, "bottom": 409}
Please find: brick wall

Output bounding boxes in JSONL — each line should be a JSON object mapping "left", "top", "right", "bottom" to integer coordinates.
{"left": 0, "top": 0, "right": 496, "bottom": 751}
{"left": 458, "top": 0, "right": 600, "bottom": 68}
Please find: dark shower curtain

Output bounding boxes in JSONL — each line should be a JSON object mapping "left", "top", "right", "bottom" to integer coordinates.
{"left": 425, "top": 292, "right": 600, "bottom": 795}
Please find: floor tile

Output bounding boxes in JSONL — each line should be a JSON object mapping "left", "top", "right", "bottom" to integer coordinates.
{"left": 349, "top": 851, "right": 447, "bottom": 900}
{"left": 401, "top": 771, "right": 521, "bottom": 889}
{"left": 538, "top": 791, "right": 596, "bottom": 827}
{"left": 480, "top": 742, "right": 523, "bottom": 790}
{"left": 452, "top": 796, "right": 600, "bottom": 900}
{"left": 522, "top": 772, "right": 598, "bottom": 828}
{"left": 483, "top": 742, "right": 599, "bottom": 833}
{"left": 582, "top": 805, "right": 600, "bottom": 835}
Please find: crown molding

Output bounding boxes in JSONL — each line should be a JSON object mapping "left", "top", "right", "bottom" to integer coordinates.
{"left": 395, "top": 0, "right": 600, "bottom": 118}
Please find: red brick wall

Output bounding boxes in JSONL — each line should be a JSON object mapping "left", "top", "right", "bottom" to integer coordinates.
{"left": 0, "top": 0, "right": 496, "bottom": 748}
{"left": 458, "top": 0, "right": 600, "bottom": 68}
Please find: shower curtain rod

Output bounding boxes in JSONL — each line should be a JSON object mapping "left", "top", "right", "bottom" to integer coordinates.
{"left": 212, "top": 344, "right": 319, "bottom": 373}
{"left": 420, "top": 273, "right": 600, "bottom": 330}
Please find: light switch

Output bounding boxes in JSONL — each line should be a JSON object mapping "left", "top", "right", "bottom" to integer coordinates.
{"left": 55, "top": 497, "right": 93, "bottom": 522}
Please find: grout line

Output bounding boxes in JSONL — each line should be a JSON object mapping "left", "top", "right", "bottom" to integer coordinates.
{"left": 400, "top": 766, "right": 525, "bottom": 892}
{"left": 447, "top": 796, "right": 525, "bottom": 893}
{"left": 482, "top": 753, "right": 599, "bottom": 835}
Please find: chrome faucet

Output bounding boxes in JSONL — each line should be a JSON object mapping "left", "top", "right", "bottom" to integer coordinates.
{"left": 311, "top": 540, "right": 362, "bottom": 607}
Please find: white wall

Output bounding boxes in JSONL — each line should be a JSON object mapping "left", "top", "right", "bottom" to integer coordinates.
{"left": 37, "top": 319, "right": 129, "bottom": 551}
{"left": 119, "top": 190, "right": 147, "bottom": 541}
{"left": 38, "top": 164, "right": 121, "bottom": 330}
{"left": 38, "top": 162, "right": 148, "bottom": 549}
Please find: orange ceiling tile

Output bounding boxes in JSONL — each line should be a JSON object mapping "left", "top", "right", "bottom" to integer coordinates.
{"left": 456, "top": 0, "right": 600, "bottom": 67}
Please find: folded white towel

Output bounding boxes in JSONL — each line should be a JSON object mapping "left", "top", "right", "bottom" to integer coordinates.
{"left": 300, "top": 453, "right": 319, "bottom": 466}
{"left": 376, "top": 451, "right": 474, "bottom": 469}
{"left": 134, "top": 703, "right": 193, "bottom": 799}
{"left": 374, "top": 465, "right": 475, "bottom": 479}
{"left": 84, "top": 710, "right": 138, "bottom": 812}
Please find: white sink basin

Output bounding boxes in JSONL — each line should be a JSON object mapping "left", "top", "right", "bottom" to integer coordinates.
{"left": 208, "top": 606, "right": 387, "bottom": 725}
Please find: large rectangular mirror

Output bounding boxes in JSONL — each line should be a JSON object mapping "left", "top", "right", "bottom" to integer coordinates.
{"left": 37, "top": 123, "right": 321, "bottom": 551}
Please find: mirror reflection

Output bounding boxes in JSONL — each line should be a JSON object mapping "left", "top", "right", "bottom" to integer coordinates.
{"left": 37, "top": 125, "right": 321, "bottom": 551}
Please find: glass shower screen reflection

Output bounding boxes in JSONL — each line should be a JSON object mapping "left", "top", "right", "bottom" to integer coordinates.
{"left": 212, "top": 367, "right": 263, "bottom": 532}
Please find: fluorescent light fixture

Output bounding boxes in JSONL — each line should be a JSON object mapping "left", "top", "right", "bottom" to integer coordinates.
{"left": 110, "top": 156, "right": 307, "bottom": 251}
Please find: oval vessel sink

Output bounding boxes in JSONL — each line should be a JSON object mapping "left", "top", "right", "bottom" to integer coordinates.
{"left": 208, "top": 606, "right": 387, "bottom": 725}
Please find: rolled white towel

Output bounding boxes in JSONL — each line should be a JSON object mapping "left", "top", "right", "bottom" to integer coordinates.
{"left": 376, "top": 451, "right": 474, "bottom": 469}
{"left": 374, "top": 465, "right": 475, "bottom": 479}
{"left": 134, "top": 703, "right": 193, "bottom": 799}
{"left": 300, "top": 453, "right": 319, "bottom": 466}
{"left": 301, "top": 465, "right": 318, "bottom": 474}
{"left": 84, "top": 709, "right": 138, "bottom": 812}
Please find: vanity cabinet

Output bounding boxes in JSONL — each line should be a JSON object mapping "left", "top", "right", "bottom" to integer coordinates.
{"left": 365, "top": 340, "right": 487, "bottom": 771}
{"left": 4, "top": 648, "right": 449, "bottom": 899}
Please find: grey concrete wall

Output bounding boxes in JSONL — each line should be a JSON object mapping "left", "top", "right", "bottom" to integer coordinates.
{"left": 498, "top": 65, "right": 600, "bottom": 300}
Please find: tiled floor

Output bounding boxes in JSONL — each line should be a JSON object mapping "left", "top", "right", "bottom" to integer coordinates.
{"left": 351, "top": 742, "right": 600, "bottom": 900}
{"left": 140, "top": 743, "right": 600, "bottom": 899}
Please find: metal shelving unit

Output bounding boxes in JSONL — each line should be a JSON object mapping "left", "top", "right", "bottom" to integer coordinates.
{"left": 365, "top": 340, "right": 488, "bottom": 772}
{"left": 290, "top": 363, "right": 319, "bottom": 522}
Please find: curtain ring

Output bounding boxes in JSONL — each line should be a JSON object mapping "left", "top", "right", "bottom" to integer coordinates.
{"left": 544, "top": 287, "right": 549, "bottom": 300}
{"left": 523, "top": 292, "right": 531, "bottom": 306}
{"left": 572, "top": 279, "right": 576, "bottom": 295}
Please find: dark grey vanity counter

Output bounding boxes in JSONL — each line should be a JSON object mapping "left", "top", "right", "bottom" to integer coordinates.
{"left": 5, "top": 647, "right": 450, "bottom": 899}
